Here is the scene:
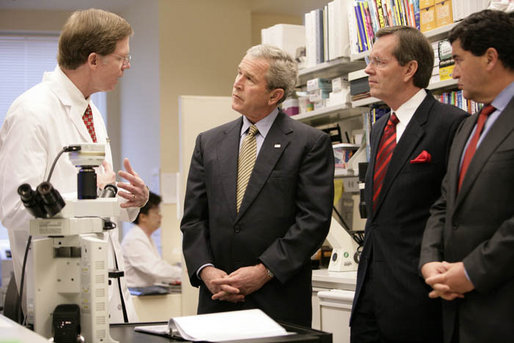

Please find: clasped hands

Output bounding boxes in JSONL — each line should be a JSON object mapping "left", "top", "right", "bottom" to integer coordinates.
{"left": 97, "top": 157, "right": 149, "bottom": 208}
{"left": 200, "top": 264, "right": 271, "bottom": 303}
{"left": 421, "top": 261, "right": 475, "bottom": 301}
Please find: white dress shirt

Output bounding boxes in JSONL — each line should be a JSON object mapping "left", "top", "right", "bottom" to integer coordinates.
{"left": 393, "top": 88, "right": 428, "bottom": 142}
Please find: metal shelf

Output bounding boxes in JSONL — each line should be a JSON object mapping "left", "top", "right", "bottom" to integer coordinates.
{"left": 334, "top": 168, "right": 357, "bottom": 178}
{"left": 350, "top": 79, "right": 458, "bottom": 108}
{"left": 292, "top": 103, "right": 367, "bottom": 126}
{"left": 351, "top": 96, "right": 381, "bottom": 107}
{"left": 350, "top": 50, "right": 370, "bottom": 61}
{"left": 427, "top": 78, "right": 458, "bottom": 90}
{"left": 298, "top": 57, "right": 366, "bottom": 85}
{"left": 424, "top": 23, "right": 457, "bottom": 42}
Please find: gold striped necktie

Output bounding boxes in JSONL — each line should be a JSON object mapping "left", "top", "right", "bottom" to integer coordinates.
{"left": 237, "top": 124, "right": 258, "bottom": 212}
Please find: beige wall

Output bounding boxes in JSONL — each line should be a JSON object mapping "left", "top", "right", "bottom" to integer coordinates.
{"left": 251, "top": 12, "right": 303, "bottom": 46}
{"left": 158, "top": 0, "right": 253, "bottom": 263}
{"left": 0, "top": 10, "right": 72, "bottom": 32}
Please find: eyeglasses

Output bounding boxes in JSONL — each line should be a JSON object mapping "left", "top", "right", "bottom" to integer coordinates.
{"left": 366, "top": 56, "right": 390, "bottom": 68}
{"left": 111, "top": 53, "right": 131, "bottom": 66}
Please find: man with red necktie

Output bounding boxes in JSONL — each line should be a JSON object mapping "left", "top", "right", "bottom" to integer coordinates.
{"left": 0, "top": 9, "right": 149, "bottom": 324}
{"left": 420, "top": 9, "right": 514, "bottom": 343}
{"left": 350, "top": 26, "right": 467, "bottom": 343}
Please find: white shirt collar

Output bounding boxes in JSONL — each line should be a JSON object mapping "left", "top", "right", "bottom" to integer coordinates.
{"left": 240, "top": 108, "right": 279, "bottom": 139}
{"left": 393, "top": 88, "right": 427, "bottom": 125}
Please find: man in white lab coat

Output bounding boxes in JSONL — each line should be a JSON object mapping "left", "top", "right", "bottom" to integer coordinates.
{"left": 0, "top": 9, "right": 149, "bottom": 323}
{"left": 122, "top": 192, "right": 182, "bottom": 288}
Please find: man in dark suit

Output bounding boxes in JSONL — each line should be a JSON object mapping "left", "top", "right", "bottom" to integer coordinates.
{"left": 350, "top": 26, "right": 467, "bottom": 342}
{"left": 180, "top": 44, "right": 334, "bottom": 326}
{"left": 420, "top": 10, "right": 514, "bottom": 343}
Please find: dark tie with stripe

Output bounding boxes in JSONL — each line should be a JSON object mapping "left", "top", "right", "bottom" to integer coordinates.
{"left": 458, "top": 104, "right": 495, "bottom": 191}
{"left": 373, "top": 113, "right": 399, "bottom": 210}
{"left": 237, "top": 125, "right": 258, "bottom": 212}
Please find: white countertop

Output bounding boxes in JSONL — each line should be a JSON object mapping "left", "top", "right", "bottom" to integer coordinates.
{"left": 0, "top": 314, "right": 49, "bottom": 342}
{"left": 312, "top": 269, "right": 357, "bottom": 291}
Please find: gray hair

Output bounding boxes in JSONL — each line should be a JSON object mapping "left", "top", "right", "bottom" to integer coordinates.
{"left": 245, "top": 44, "right": 298, "bottom": 104}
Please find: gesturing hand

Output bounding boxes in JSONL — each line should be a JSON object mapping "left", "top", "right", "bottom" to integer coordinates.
{"left": 117, "top": 158, "right": 149, "bottom": 208}
{"left": 97, "top": 160, "right": 116, "bottom": 190}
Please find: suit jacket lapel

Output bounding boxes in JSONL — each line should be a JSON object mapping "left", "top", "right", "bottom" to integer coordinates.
{"left": 456, "top": 98, "right": 514, "bottom": 208}
{"left": 447, "top": 114, "right": 476, "bottom": 208}
{"left": 236, "top": 112, "right": 291, "bottom": 220}
{"left": 217, "top": 118, "right": 242, "bottom": 218}
{"left": 373, "top": 95, "right": 433, "bottom": 215}
{"left": 368, "top": 115, "right": 388, "bottom": 216}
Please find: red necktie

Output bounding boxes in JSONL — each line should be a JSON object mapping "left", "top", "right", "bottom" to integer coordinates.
{"left": 373, "top": 113, "right": 399, "bottom": 210}
{"left": 82, "top": 104, "right": 97, "bottom": 142}
{"left": 458, "top": 104, "right": 495, "bottom": 191}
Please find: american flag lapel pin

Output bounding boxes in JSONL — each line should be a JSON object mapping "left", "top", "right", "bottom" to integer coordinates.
{"left": 274, "top": 144, "right": 281, "bottom": 148}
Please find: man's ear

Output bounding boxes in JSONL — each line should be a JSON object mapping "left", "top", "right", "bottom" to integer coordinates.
{"left": 403, "top": 60, "right": 418, "bottom": 82}
{"left": 88, "top": 52, "right": 99, "bottom": 68}
{"left": 268, "top": 88, "right": 285, "bottom": 106}
{"left": 484, "top": 47, "right": 499, "bottom": 71}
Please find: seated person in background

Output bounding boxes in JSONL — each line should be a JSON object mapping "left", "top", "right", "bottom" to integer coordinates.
{"left": 122, "top": 192, "right": 181, "bottom": 287}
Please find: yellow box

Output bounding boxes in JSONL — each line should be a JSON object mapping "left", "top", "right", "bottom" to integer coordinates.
{"left": 420, "top": 6, "right": 436, "bottom": 32}
{"left": 439, "top": 64, "right": 455, "bottom": 81}
{"left": 420, "top": 0, "right": 435, "bottom": 9}
{"left": 436, "top": 0, "right": 453, "bottom": 27}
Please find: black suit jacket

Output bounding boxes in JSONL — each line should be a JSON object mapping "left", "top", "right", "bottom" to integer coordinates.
{"left": 181, "top": 111, "right": 334, "bottom": 326}
{"left": 351, "top": 93, "right": 467, "bottom": 341}
{"left": 420, "top": 97, "right": 514, "bottom": 343}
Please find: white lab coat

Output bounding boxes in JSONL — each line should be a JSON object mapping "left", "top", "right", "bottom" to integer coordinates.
{"left": 121, "top": 225, "right": 181, "bottom": 287}
{"left": 0, "top": 66, "right": 138, "bottom": 323}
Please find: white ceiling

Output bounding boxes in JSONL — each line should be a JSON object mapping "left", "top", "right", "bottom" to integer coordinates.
{"left": 0, "top": 0, "right": 328, "bottom": 16}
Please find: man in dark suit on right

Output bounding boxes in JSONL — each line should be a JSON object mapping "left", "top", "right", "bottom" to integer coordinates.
{"left": 350, "top": 26, "right": 467, "bottom": 342}
{"left": 420, "top": 9, "right": 514, "bottom": 343}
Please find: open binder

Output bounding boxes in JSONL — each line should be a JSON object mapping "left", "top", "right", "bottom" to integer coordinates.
{"left": 134, "top": 309, "right": 291, "bottom": 342}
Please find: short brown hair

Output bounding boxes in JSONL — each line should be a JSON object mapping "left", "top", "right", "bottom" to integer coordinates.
{"left": 376, "top": 26, "right": 434, "bottom": 88}
{"left": 58, "top": 8, "right": 133, "bottom": 70}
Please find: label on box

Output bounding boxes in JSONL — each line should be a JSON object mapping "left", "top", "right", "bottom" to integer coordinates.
{"left": 439, "top": 65, "right": 455, "bottom": 81}
{"left": 419, "top": 0, "right": 435, "bottom": 9}
{"left": 436, "top": 0, "right": 453, "bottom": 27}
{"left": 420, "top": 6, "right": 436, "bottom": 32}
{"left": 307, "top": 78, "right": 332, "bottom": 92}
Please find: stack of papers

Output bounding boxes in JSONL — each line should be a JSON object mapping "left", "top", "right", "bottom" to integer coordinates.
{"left": 135, "top": 309, "right": 291, "bottom": 342}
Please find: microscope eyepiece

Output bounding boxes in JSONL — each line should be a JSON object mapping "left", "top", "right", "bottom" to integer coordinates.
{"left": 37, "top": 181, "right": 65, "bottom": 217}
{"left": 17, "top": 183, "right": 47, "bottom": 218}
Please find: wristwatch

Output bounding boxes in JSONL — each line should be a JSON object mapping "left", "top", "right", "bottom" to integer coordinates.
{"left": 266, "top": 267, "right": 274, "bottom": 279}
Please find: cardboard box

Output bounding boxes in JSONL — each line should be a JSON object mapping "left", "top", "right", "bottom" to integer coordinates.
{"left": 419, "top": 0, "right": 435, "bottom": 9}
{"left": 436, "top": 0, "right": 453, "bottom": 27}
{"left": 261, "top": 24, "right": 305, "bottom": 60}
{"left": 307, "top": 78, "right": 332, "bottom": 92}
{"left": 420, "top": 6, "right": 436, "bottom": 32}
{"left": 439, "top": 65, "right": 455, "bottom": 81}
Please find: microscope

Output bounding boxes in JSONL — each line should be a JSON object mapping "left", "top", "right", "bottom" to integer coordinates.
{"left": 18, "top": 143, "right": 120, "bottom": 343}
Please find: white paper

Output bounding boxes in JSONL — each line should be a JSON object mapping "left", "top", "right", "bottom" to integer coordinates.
{"left": 134, "top": 324, "right": 169, "bottom": 336}
{"left": 169, "top": 309, "right": 289, "bottom": 342}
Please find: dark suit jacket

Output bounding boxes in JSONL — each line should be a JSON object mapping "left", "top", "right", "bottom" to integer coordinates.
{"left": 181, "top": 110, "right": 334, "bottom": 326}
{"left": 351, "top": 93, "right": 467, "bottom": 341}
{"left": 420, "top": 97, "right": 514, "bottom": 343}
